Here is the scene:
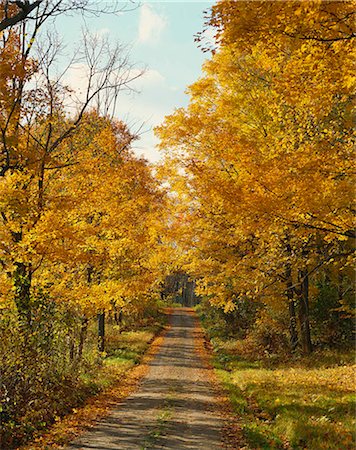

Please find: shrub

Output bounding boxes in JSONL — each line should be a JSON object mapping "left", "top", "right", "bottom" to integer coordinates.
{"left": 310, "top": 275, "right": 355, "bottom": 347}
{"left": 197, "top": 297, "right": 259, "bottom": 339}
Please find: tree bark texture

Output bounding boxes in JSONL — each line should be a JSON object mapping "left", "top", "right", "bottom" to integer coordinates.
{"left": 298, "top": 269, "right": 313, "bottom": 354}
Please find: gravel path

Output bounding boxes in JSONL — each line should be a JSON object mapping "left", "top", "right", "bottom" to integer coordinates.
{"left": 67, "top": 308, "right": 224, "bottom": 449}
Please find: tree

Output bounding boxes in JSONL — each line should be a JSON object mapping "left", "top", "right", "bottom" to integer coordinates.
{"left": 22, "top": 110, "right": 168, "bottom": 350}
{"left": 0, "top": 0, "right": 131, "bottom": 32}
{"left": 0, "top": 10, "right": 144, "bottom": 330}
{"left": 156, "top": 0, "right": 355, "bottom": 354}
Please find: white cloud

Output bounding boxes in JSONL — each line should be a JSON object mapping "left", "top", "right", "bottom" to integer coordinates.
{"left": 60, "top": 59, "right": 169, "bottom": 163}
{"left": 143, "top": 68, "right": 165, "bottom": 83}
{"left": 97, "top": 28, "right": 110, "bottom": 37}
{"left": 139, "top": 68, "right": 165, "bottom": 86}
{"left": 124, "top": 68, "right": 165, "bottom": 93}
{"left": 63, "top": 63, "right": 90, "bottom": 104}
{"left": 138, "top": 4, "right": 167, "bottom": 44}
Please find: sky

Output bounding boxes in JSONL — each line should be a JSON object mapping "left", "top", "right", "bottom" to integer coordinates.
{"left": 55, "top": 1, "right": 215, "bottom": 162}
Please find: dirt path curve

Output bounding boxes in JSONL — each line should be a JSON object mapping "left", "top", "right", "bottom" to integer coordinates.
{"left": 67, "top": 308, "right": 224, "bottom": 449}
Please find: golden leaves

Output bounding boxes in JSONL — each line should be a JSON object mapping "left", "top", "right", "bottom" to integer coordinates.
{"left": 156, "top": 1, "right": 355, "bottom": 311}
{"left": 0, "top": 108, "right": 169, "bottom": 314}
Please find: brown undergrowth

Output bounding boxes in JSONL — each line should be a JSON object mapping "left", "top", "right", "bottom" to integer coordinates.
{"left": 190, "top": 308, "right": 248, "bottom": 450}
{"left": 19, "top": 311, "right": 172, "bottom": 450}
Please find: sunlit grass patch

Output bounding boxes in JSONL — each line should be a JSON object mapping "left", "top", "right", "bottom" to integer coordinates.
{"left": 212, "top": 339, "right": 355, "bottom": 449}
{"left": 90, "top": 325, "right": 164, "bottom": 388}
{"left": 105, "top": 326, "right": 164, "bottom": 364}
{"left": 231, "top": 364, "right": 355, "bottom": 393}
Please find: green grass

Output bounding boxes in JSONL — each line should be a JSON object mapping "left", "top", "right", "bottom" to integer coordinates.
{"left": 84, "top": 321, "right": 166, "bottom": 392}
{"left": 106, "top": 329, "right": 158, "bottom": 362}
{"left": 210, "top": 338, "right": 355, "bottom": 449}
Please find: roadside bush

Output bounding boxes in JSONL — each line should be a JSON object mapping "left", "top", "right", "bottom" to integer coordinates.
{"left": 0, "top": 291, "right": 165, "bottom": 449}
{"left": 234, "top": 309, "right": 290, "bottom": 360}
{"left": 310, "top": 275, "right": 355, "bottom": 347}
{"left": 197, "top": 297, "right": 259, "bottom": 339}
{"left": 0, "top": 296, "right": 96, "bottom": 449}
{"left": 112, "top": 295, "right": 163, "bottom": 331}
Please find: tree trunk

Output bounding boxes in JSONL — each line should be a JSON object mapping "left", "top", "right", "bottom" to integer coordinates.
{"left": 285, "top": 272, "right": 299, "bottom": 352}
{"left": 284, "top": 243, "right": 298, "bottom": 351}
{"left": 13, "top": 261, "right": 32, "bottom": 328}
{"left": 98, "top": 312, "right": 105, "bottom": 352}
{"left": 114, "top": 309, "right": 123, "bottom": 325}
{"left": 69, "top": 339, "right": 75, "bottom": 361}
{"left": 337, "top": 272, "right": 344, "bottom": 303}
{"left": 297, "top": 269, "right": 313, "bottom": 354}
{"left": 77, "top": 317, "right": 89, "bottom": 361}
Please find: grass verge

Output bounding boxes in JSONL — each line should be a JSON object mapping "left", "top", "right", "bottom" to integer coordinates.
{"left": 204, "top": 336, "right": 355, "bottom": 449}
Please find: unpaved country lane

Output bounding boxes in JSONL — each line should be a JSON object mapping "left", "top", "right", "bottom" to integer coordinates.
{"left": 67, "top": 308, "right": 224, "bottom": 449}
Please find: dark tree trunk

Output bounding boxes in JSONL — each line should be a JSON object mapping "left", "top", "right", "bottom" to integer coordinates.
{"left": 182, "top": 282, "right": 187, "bottom": 306}
{"left": 69, "top": 340, "right": 75, "bottom": 361}
{"left": 98, "top": 312, "right": 105, "bottom": 352}
{"left": 13, "top": 261, "right": 32, "bottom": 328}
{"left": 298, "top": 269, "right": 313, "bottom": 354}
{"left": 114, "top": 309, "right": 123, "bottom": 325}
{"left": 285, "top": 271, "right": 299, "bottom": 351}
{"left": 76, "top": 265, "right": 92, "bottom": 360}
{"left": 77, "top": 317, "right": 89, "bottom": 361}
{"left": 186, "top": 281, "right": 195, "bottom": 307}
{"left": 285, "top": 244, "right": 298, "bottom": 351}
{"left": 337, "top": 272, "right": 344, "bottom": 304}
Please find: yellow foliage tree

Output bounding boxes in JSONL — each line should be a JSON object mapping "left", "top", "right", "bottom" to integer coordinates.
{"left": 156, "top": 0, "right": 355, "bottom": 354}
{"left": 0, "top": 25, "right": 170, "bottom": 346}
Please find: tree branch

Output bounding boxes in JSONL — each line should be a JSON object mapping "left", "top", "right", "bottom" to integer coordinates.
{"left": 0, "top": 0, "right": 42, "bottom": 32}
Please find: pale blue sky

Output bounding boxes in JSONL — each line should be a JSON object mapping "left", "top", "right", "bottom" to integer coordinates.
{"left": 54, "top": 2, "right": 214, "bottom": 161}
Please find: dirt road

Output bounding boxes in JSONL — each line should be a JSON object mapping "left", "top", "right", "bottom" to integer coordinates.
{"left": 67, "top": 308, "right": 224, "bottom": 449}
